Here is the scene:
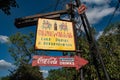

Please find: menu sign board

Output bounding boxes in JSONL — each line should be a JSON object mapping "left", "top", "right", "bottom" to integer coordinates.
{"left": 35, "top": 18, "right": 76, "bottom": 51}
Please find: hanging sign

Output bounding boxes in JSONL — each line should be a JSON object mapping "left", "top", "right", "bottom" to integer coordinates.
{"left": 32, "top": 55, "right": 88, "bottom": 70}
{"left": 35, "top": 18, "right": 76, "bottom": 51}
{"left": 78, "top": 4, "right": 87, "bottom": 14}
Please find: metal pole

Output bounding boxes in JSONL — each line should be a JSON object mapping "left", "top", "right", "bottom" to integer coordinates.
{"left": 68, "top": 3, "right": 85, "bottom": 80}
{"left": 75, "top": 0, "right": 111, "bottom": 80}
{"left": 77, "top": 49, "right": 84, "bottom": 80}
{"left": 75, "top": 0, "right": 101, "bottom": 80}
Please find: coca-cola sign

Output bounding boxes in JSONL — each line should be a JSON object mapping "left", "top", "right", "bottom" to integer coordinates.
{"left": 37, "top": 57, "right": 57, "bottom": 65}
{"left": 78, "top": 4, "right": 87, "bottom": 14}
{"left": 32, "top": 55, "right": 88, "bottom": 70}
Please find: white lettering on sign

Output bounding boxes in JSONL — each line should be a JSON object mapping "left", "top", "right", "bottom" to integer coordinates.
{"left": 60, "top": 58, "right": 74, "bottom": 61}
{"left": 60, "top": 62, "right": 74, "bottom": 65}
{"left": 39, "top": 70, "right": 48, "bottom": 73}
{"left": 37, "top": 57, "right": 57, "bottom": 64}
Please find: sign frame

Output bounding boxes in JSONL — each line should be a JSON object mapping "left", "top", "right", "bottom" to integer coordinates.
{"left": 35, "top": 18, "right": 76, "bottom": 51}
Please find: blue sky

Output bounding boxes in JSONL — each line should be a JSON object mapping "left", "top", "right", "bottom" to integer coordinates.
{"left": 0, "top": 0, "right": 120, "bottom": 78}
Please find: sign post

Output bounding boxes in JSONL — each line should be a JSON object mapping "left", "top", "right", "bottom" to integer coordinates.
{"left": 75, "top": 0, "right": 110, "bottom": 80}
{"left": 14, "top": 2, "right": 89, "bottom": 79}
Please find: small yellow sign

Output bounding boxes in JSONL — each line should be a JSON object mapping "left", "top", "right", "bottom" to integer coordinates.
{"left": 35, "top": 18, "right": 76, "bottom": 51}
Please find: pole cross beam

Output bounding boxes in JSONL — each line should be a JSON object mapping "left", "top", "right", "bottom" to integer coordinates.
{"left": 15, "top": 9, "right": 68, "bottom": 28}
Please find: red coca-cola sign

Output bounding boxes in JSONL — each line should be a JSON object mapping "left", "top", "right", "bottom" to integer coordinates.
{"left": 32, "top": 55, "right": 88, "bottom": 70}
{"left": 37, "top": 57, "right": 57, "bottom": 64}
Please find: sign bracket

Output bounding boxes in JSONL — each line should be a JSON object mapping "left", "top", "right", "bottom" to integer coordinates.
{"left": 15, "top": 10, "right": 68, "bottom": 28}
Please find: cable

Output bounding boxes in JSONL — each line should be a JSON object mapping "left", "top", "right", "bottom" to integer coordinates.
{"left": 106, "top": 1, "right": 120, "bottom": 27}
{"left": 118, "top": 0, "right": 120, "bottom": 3}
{"left": 38, "top": 4, "right": 55, "bottom": 13}
{"left": 54, "top": 0, "right": 60, "bottom": 11}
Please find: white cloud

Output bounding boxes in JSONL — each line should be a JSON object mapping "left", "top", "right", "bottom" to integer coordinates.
{"left": 82, "top": 0, "right": 110, "bottom": 5}
{"left": 96, "top": 31, "right": 103, "bottom": 39}
{"left": 0, "top": 60, "right": 15, "bottom": 70}
{"left": 79, "top": 0, "right": 116, "bottom": 24}
{"left": 86, "top": 6, "right": 115, "bottom": 24}
{"left": 0, "top": 35, "right": 9, "bottom": 43}
{"left": 65, "top": 0, "right": 118, "bottom": 25}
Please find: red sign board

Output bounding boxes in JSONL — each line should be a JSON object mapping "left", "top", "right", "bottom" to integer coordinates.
{"left": 32, "top": 55, "right": 88, "bottom": 70}
{"left": 78, "top": 4, "right": 87, "bottom": 14}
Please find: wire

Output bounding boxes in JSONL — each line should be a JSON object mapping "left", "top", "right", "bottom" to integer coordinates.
{"left": 54, "top": 0, "right": 60, "bottom": 11}
{"left": 106, "top": 0, "right": 120, "bottom": 27}
{"left": 118, "top": 0, "right": 120, "bottom": 3}
{"left": 38, "top": 4, "right": 55, "bottom": 13}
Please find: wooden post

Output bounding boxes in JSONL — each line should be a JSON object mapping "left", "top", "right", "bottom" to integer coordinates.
{"left": 15, "top": 10, "right": 68, "bottom": 28}
{"left": 75, "top": 0, "right": 110, "bottom": 80}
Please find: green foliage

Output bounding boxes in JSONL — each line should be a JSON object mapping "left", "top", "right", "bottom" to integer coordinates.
{"left": 78, "top": 37, "right": 99, "bottom": 80}
{"left": 47, "top": 22, "right": 120, "bottom": 80}
{"left": 47, "top": 68, "right": 77, "bottom": 80}
{"left": 8, "top": 32, "right": 45, "bottom": 80}
{"left": 98, "top": 22, "right": 120, "bottom": 79}
{"left": 0, "top": 0, "right": 18, "bottom": 15}
{"left": 8, "top": 32, "right": 46, "bottom": 65}
{"left": 98, "top": 35, "right": 120, "bottom": 79}
{"left": 1, "top": 64, "right": 43, "bottom": 80}
{"left": 1, "top": 76, "right": 10, "bottom": 80}
{"left": 47, "top": 37, "right": 98, "bottom": 80}
{"left": 8, "top": 64, "right": 43, "bottom": 80}
{"left": 103, "top": 22, "right": 120, "bottom": 34}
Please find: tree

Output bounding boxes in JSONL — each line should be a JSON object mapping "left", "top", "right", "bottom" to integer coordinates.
{"left": 8, "top": 32, "right": 47, "bottom": 65}
{"left": 47, "top": 37, "right": 99, "bottom": 80}
{"left": 46, "top": 68, "right": 77, "bottom": 80}
{"left": 98, "top": 22, "right": 120, "bottom": 80}
{"left": 1, "top": 76, "right": 10, "bottom": 80}
{"left": 9, "top": 64, "right": 43, "bottom": 80}
{"left": 0, "top": 0, "right": 18, "bottom": 15}
{"left": 46, "top": 22, "right": 120, "bottom": 80}
{"left": 8, "top": 32, "right": 45, "bottom": 80}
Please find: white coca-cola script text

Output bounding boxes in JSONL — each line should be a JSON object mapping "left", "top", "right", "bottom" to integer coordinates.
{"left": 37, "top": 57, "right": 58, "bottom": 64}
